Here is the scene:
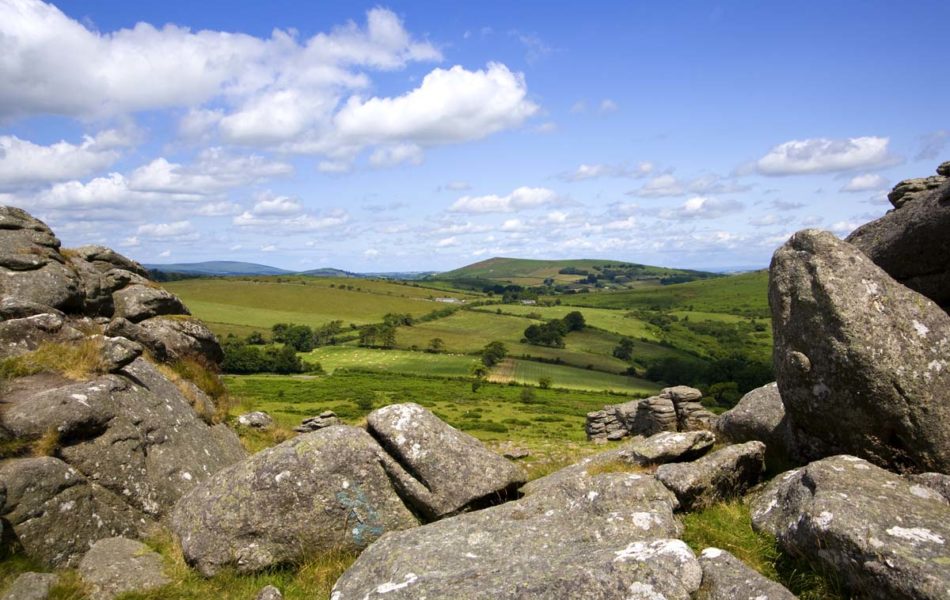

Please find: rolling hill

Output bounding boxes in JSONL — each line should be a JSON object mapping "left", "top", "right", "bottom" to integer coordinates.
{"left": 144, "top": 261, "right": 292, "bottom": 276}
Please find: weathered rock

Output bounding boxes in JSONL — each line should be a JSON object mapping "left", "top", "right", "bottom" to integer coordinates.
{"left": 78, "top": 537, "right": 169, "bottom": 600}
{"left": 0, "top": 298, "right": 64, "bottom": 320}
{"left": 170, "top": 426, "right": 419, "bottom": 576}
{"left": 68, "top": 245, "right": 149, "bottom": 278}
{"left": 675, "top": 401, "right": 718, "bottom": 431}
{"left": 65, "top": 252, "right": 134, "bottom": 318}
{"left": 501, "top": 446, "right": 529, "bottom": 460}
{"left": 770, "top": 229, "right": 950, "bottom": 472}
{"left": 237, "top": 411, "right": 274, "bottom": 429}
{"left": 136, "top": 316, "right": 223, "bottom": 363}
{"left": 655, "top": 441, "right": 766, "bottom": 510}
{"left": 331, "top": 472, "right": 699, "bottom": 600}
{"left": 716, "top": 382, "right": 797, "bottom": 465}
{"left": 907, "top": 472, "right": 950, "bottom": 504}
{"left": 522, "top": 430, "right": 715, "bottom": 496}
{"left": 0, "top": 572, "right": 59, "bottom": 600}
{"left": 256, "top": 586, "right": 283, "bottom": 600}
{"left": 0, "top": 313, "right": 80, "bottom": 359}
{"left": 0, "top": 358, "right": 245, "bottom": 518}
{"left": 662, "top": 385, "right": 703, "bottom": 403}
{"left": 98, "top": 336, "right": 142, "bottom": 372}
{"left": 584, "top": 400, "right": 634, "bottom": 441}
{"left": 366, "top": 403, "right": 525, "bottom": 519}
{"left": 294, "top": 410, "right": 341, "bottom": 432}
{"left": 102, "top": 318, "right": 168, "bottom": 361}
{"left": 0, "top": 207, "right": 82, "bottom": 313}
{"left": 886, "top": 173, "right": 947, "bottom": 209}
{"left": 112, "top": 282, "right": 188, "bottom": 323}
{"left": 698, "top": 547, "right": 797, "bottom": 600}
{"left": 847, "top": 166, "right": 950, "bottom": 307}
{"left": 630, "top": 395, "right": 678, "bottom": 436}
{"left": 0, "top": 457, "right": 145, "bottom": 567}
{"left": 752, "top": 455, "right": 950, "bottom": 600}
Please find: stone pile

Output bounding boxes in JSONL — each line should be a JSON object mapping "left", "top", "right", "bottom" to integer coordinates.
{"left": 293, "top": 410, "right": 341, "bottom": 432}
{"left": 585, "top": 385, "right": 717, "bottom": 441}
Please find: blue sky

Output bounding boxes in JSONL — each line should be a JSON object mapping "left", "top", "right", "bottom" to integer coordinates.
{"left": 1, "top": 0, "right": 947, "bottom": 272}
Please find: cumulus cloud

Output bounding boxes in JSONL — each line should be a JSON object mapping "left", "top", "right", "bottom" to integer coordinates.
{"left": 560, "top": 161, "right": 653, "bottom": 182}
{"left": 630, "top": 172, "right": 749, "bottom": 197}
{"left": 633, "top": 173, "right": 684, "bottom": 197}
{"left": 233, "top": 207, "right": 349, "bottom": 232}
{"left": 251, "top": 194, "right": 303, "bottom": 216}
{"left": 435, "top": 236, "right": 458, "bottom": 247}
{"left": 449, "top": 186, "right": 557, "bottom": 213}
{"left": 127, "top": 148, "right": 292, "bottom": 195}
{"left": 658, "top": 196, "right": 744, "bottom": 220}
{"left": 136, "top": 220, "right": 197, "bottom": 239}
{"left": 754, "top": 136, "right": 899, "bottom": 176}
{"left": 840, "top": 173, "right": 889, "bottom": 192}
{"left": 0, "top": 129, "right": 133, "bottom": 186}
{"left": 368, "top": 143, "right": 424, "bottom": 167}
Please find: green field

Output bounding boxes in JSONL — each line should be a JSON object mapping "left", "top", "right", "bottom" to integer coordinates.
{"left": 225, "top": 370, "right": 632, "bottom": 443}
{"left": 165, "top": 278, "right": 474, "bottom": 338}
{"left": 490, "top": 358, "right": 659, "bottom": 395}
{"left": 395, "top": 310, "right": 534, "bottom": 351}
{"left": 305, "top": 346, "right": 478, "bottom": 377}
{"left": 555, "top": 270, "right": 769, "bottom": 317}
{"left": 474, "top": 304, "right": 660, "bottom": 340}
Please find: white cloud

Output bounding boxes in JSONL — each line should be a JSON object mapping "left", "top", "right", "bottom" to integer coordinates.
{"left": 260, "top": 244, "right": 277, "bottom": 252}
{"left": 561, "top": 161, "right": 653, "bottom": 182}
{"left": 634, "top": 174, "right": 685, "bottom": 197}
{"left": 755, "top": 136, "right": 899, "bottom": 176}
{"left": 534, "top": 122, "right": 557, "bottom": 134}
{"left": 436, "top": 236, "right": 458, "bottom": 247}
{"left": 317, "top": 160, "right": 351, "bottom": 174}
{"left": 449, "top": 186, "right": 557, "bottom": 214}
{"left": 500, "top": 219, "right": 529, "bottom": 232}
{"left": 630, "top": 172, "right": 747, "bottom": 197}
{"left": 830, "top": 221, "right": 861, "bottom": 236}
{"left": 599, "top": 99, "right": 618, "bottom": 114}
{"left": 916, "top": 129, "right": 948, "bottom": 161}
{"left": 158, "top": 250, "right": 172, "bottom": 258}
{"left": 233, "top": 207, "right": 349, "bottom": 231}
{"left": 193, "top": 201, "right": 241, "bottom": 216}
{"left": 363, "top": 248, "right": 380, "bottom": 258}
{"left": 0, "top": 130, "right": 132, "bottom": 186}
{"left": 137, "top": 220, "right": 197, "bottom": 239}
{"left": 749, "top": 214, "right": 781, "bottom": 227}
{"left": 770, "top": 199, "right": 806, "bottom": 211}
{"left": 334, "top": 63, "right": 537, "bottom": 148}
{"left": 128, "top": 148, "right": 292, "bottom": 195}
{"left": 840, "top": 173, "right": 890, "bottom": 192}
{"left": 659, "top": 196, "right": 744, "bottom": 220}
{"left": 546, "top": 211, "right": 568, "bottom": 223}
{"left": 251, "top": 195, "right": 303, "bottom": 216}
{"left": 368, "top": 143, "right": 423, "bottom": 167}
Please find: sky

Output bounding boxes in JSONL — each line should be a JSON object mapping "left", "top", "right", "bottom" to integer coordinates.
{"left": 0, "top": 0, "right": 948, "bottom": 272}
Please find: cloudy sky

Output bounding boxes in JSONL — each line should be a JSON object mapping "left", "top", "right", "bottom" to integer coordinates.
{"left": 1, "top": 0, "right": 947, "bottom": 272}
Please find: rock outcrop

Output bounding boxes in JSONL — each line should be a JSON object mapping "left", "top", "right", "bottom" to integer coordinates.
{"left": 294, "top": 410, "right": 341, "bottom": 433}
{"left": 769, "top": 229, "right": 950, "bottom": 472}
{"left": 752, "top": 455, "right": 950, "bottom": 600}
{"left": 78, "top": 537, "right": 170, "bottom": 600}
{"left": 655, "top": 441, "right": 766, "bottom": 510}
{"left": 847, "top": 162, "right": 950, "bottom": 308}
{"left": 170, "top": 426, "right": 420, "bottom": 576}
{"left": 716, "top": 382, "right": 797, "bottom": 465}
{"left": 331, "top": 472, "right": 701, "bottom": 599}
{"left": 585, "top": 386, "right": 717, "bottom": 442}
{"left": 366, "top": 403, "right": 525, "bottom": 519}
{"left": 697, "top": 547, "right": 797, "bottom": 600}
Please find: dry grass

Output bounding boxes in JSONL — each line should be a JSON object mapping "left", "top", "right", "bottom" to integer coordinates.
{"left": 157, "top": 356, "right": 231, "bottom": 424}
{"left": 236, "top": 426, "right": 295, "bottom": 454}
{"left": 32, "top": 428, "right": 61, "bottom": 457}
{"left": 585, "top": 459, "right": 655, "bottom": 476}
{"left": 0, "top": 339, "right": 107, "bottom": 381}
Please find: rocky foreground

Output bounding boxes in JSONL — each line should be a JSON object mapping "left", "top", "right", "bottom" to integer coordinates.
{"left": 1, "top": 161, "right": 950, "bottom": 600}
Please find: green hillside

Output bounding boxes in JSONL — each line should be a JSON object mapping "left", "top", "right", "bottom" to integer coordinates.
{"left": 434, "top": 256, "right": 718, "bottom": 287}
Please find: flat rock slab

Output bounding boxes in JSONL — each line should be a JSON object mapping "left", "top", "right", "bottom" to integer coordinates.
{"left": 0, "top": 572, "right": 58, "bottom": 600}
{"left": 656, "top": 441, "right": 766, "bottom": 510}
{"left": 698, "top": 548, "right": 796, "bottom": 600}
{"left": 331, "top": 473, "right": 701, "bottom": 599}
{"left": 522, "top": 430, "right": 714, "bottom": 496}
{"left": 171, "top": 426, "right": 419, "bottom": 576}
{"left": 752, "top": 455, "right": 950, "bottom": 600}
{"left": 79, "top": 537, "right": 169, "bottom": 600}
{"left": 0, "top": 457, "right": 145, "bottom": 568}
{"left": 366, "top": 403, "right": 525, "bottom": 519}
{"left": 769, "top": 229, "right": 950, "bottom": 472}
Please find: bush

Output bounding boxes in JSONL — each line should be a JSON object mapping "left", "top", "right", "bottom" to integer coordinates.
{"left": 538, "top": 376, "right": 552, "bottom": 389}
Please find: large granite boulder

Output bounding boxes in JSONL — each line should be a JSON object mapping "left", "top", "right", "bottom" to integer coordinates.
{"left": 752, "top": 455, "right": 950, "bottom": 600}
{"left": 769, "top": 229, "right": 950, "bottom": 472}
{"left": 170, "top": 426, "right": 419, "bottom": 576}
{"left": 331, "top": 472, "right": 701, "bottom": 599}
{"left": 697, "top": 547, "right": 797, "bottom": 600}
{"left": 78, "top": 537, "right": 170, "bottom": 600}
{"left": 0, "top": 207, "right": 82, "bottom": 313}
{"left": 847, "top": 163, "right": 950, "bottom": 307}
{"left": 630, "top": 395, "right": 678, "bottom": 436}
{"left": 0, "top": 358, "right": 245, "bottom": 519}
{"left": 0, "top": 457, "right": 145, "bottom": 567}
{"left": 366, "top": 403, "right": 525, "bottom": 519}
{"left": 0, "top": 312, "right": 83, "bottom": 359}
{"left": 112, "top": 282, "right": 189, "bottom": 323}
{"left": 522, "top": 430, "right": 714, "bottom": 496}
{"left": 135, "top": 316, "right": 223, "bottom": 364}
{"left": 716, "top": 382, "right": 797, "bottom": 465}
{"left": 655, "top": 441, "right": 766, "bottom": 510}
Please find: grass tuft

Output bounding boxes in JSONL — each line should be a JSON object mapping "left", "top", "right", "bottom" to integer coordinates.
{"left": 680, "top": 500, "right": 844, "bottom": 600}
{"left": 157, "top": 356, "right": 231, "bottom": 424}
{"left": 584, "top": 459, "right": 654, "bottom": 476}
{"left": 32, "top": 428, "right": 61, "bottom": 457}
{"left": 0, "top": 339, "right": 107, "bottom": 381}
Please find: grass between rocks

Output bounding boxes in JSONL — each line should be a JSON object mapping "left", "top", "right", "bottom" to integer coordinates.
{"left": 680, "top": 500, "right": 844, "bottom": 600}
{"left": 0, "top": 339, "right": 107, "bottom": 381}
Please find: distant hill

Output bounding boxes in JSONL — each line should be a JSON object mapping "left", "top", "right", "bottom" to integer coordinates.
{"left": 433, "top": 257, "right": 718, "bottom": 288}
{"left": 144, "top": 261, "right": 292, "bottom": 276}
{"left": 297, "top": 267, "right": 359, "bottom": 278}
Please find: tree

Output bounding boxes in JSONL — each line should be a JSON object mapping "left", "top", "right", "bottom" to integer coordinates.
{"left": 378, "top": 325, "right": 397, "bottom": 349}
{"left": 359, "top": 325, "right": 378, "bottom": 347}
{"left": 481, "top": 341, "right": 508, "bottom": 367}
{"left": 538, "top": 376, "right": 552, "bottom": 389}
{"left": 613, "top": 337, "right": 635, "bottom": 360}
{"left": 562, "top": 311, "right": 586, "bottom": 332}
{"left": 272, "top": 344, "right": 304, "bottom": 374}
{"left": 427, "top": 338, "right": 446, "bottom": 353}
{"left": 245, "top": 331, "right": 266, "bottom": 345}
{"left": 523, "top": 320, "right": 566, "bottom": 347}
{"left": 470, "top": 363, "right": 489, "bottom": 392}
